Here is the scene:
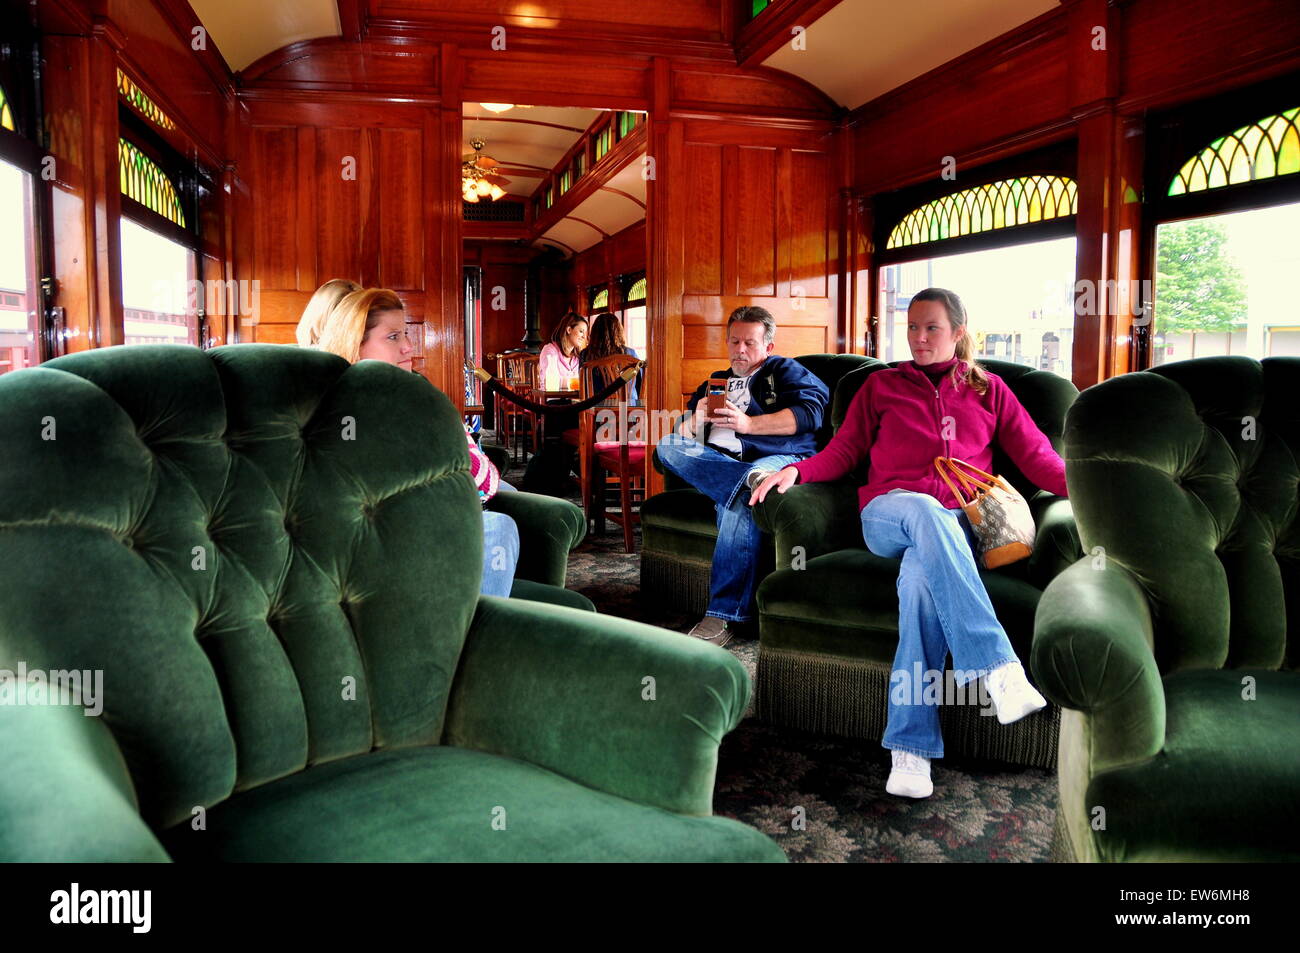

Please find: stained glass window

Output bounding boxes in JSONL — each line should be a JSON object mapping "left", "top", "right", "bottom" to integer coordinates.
{"left": 751, "top": 0, "right": 772, "bottom": 20}
{"left": 1168, "top": 107, "right": 1300, "bottom": 196}
{"left": 0, "top": 83, "right": 14, "bottom": 131}
{"left": 626, "top": 277, "right": 646, "bottom": 302}
{"left": 119, "top": 139, "right": 186, "bottom": 227}
{"left": 545, "top": 185, "right": 553, "bottom": 209}
{"left": 885, "top": 175, "right": 1078, "bottom": 250}
{"left": 573, "top": 152, "right": 586, "bottom": 180}
{"left": 591, "top": 288, "right": 609, "bottom": 310}
{"left": 559, "top": 170, "right": 571, "bottom": 195}
{"left": 617, "top": 111, "right": 641, "bottom": 139}
{"left": 116, "top": 69, "right": 176, "bottom": 132}
{"left": 596, "top": 127, "right": 611, "bottom": 161}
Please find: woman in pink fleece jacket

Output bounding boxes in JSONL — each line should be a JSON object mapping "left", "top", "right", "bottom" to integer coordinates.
{"left": 751, "top": 288, "right": 1067, "bottom": 799}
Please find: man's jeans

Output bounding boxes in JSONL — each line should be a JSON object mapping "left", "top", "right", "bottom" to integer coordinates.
{"left": 481, "top": 510, "right": 520, "bottom": 598}
{"left": 860, "top": 490, "right": 1019, "bottom": 760}
{"left": 656, "top": 433, "right": 807, "bottom": 622}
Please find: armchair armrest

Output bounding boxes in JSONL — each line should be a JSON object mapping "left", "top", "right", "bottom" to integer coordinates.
{"left": 485, "top": 490, "right": 585, "bottom": 587}
{"left": 1025, "top": 495, "right": 1081, "bottom": 589}
{"left": 752, "top": 481, "right": 864, "bottom": 566}
{"left": 443, "top": 596, "right": 750, "bottom": 817}
{"left": 0, "top": 695, "right": 169, "bottom": 861}
{"left": 1031, "top": 558, "right": 1165, "bottom": 773}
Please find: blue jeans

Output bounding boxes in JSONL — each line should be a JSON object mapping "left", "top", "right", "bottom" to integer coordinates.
{"left": 860, "top": 490, "right": 1019, "bottom": 760}
{"left": 481, "top": 510, "right": 520, "bottom": 598}
{"left": 656, "top": 433, "right": 807, "bottom": 622}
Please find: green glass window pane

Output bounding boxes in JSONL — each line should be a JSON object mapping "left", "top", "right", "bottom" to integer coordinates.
{"left": 118, "top": 138, "right": 185, "bottom": 227}
{"left": 752, "top": 0, "right": 770, "bottom": 19}
{"left": 0, "top": 83, "right": 13, "bottom": 131}
{"left": 1169, "top": 107, "right": 1300, "bottom": 195}
{"left": 1280, "top": 123, "right": 1300, "bottom": 175}
{"left": 1208, "top": 152, "right": 1229, "bottom": 188}
{"left": 1227, "top": 139, "right": 1252, "bottom": 183}
{"left": 628, "top": 277, "right": 647, "bottom": 301}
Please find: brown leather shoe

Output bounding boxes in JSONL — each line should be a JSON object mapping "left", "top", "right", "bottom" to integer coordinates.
{"left": 686, "top": 616, "right": 733, "bottom": 648}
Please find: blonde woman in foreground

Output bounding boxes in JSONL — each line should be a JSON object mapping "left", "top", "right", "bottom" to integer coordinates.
{"left": 317, "top": 288, "right": 520, "bottom": 597}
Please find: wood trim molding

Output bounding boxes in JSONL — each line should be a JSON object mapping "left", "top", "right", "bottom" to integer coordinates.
{"left": 734, "top": 0, "right": 843, "bottom": 68}
{"left": 337, "top": 0, "right": 365, "bottom": 42}
{"left": 363, "top": 17, "right": 734, "bottom": 62}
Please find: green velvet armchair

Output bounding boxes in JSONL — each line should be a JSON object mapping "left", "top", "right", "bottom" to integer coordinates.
{"left": 753, "top": 359, "right": 1080, "bottom": 768}
{"left": 0, "top": 345, "right": 785, "bottom": 863}
{"left": 1033, "top": 356, "right": 1300, "bottom": 862}
{"left": 640, "top": 354, "right": 877, "bottom": 614}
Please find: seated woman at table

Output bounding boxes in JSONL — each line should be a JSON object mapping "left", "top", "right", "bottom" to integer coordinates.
{"left": 295, "top": 277, "right": 361, "bottom": 347}
{"left": 538, "top": 312, "right": 588, "bottom": 392}
{"left": 583, "top": 311, "right": 642, "bottom": 405}
{"left": 316, "top": 288, "right": 519, "bottom": 598}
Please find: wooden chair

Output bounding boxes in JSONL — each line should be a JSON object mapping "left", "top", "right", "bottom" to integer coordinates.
{"left": 579, "top": 354, "right": 646, "bottom": 552}
{"left": 494, "top": 350, "right": 540, "bottom": 463}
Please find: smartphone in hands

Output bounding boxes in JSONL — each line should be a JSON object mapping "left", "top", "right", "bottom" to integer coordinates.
{"left": 705, "top": 378, "right": 729, "bottom": 415}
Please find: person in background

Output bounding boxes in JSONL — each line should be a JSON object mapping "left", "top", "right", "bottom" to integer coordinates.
{"left": 295, "top": 278, "right": 362, "bottom": 347}
{"left": 538, "top": 312, "right": 588, "bottom": 393}
{"left": 583, "top": 311, "right": 642, "bottom": 405}
{"left": 316, "top": 288, "right": 520, "bottom": 598}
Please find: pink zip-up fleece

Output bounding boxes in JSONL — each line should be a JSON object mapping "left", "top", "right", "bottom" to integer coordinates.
{"left": 791, "top": 358, "right": 1068, "bottom": 512}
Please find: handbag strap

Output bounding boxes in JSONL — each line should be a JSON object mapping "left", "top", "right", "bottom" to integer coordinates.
{"left": 946, "top": 457, "right": 1000, "bottom": 493}
{"left": 933, "top": 457, "right": 972, "bottom": 506}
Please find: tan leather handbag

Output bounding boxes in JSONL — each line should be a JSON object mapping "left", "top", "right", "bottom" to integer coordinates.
{"left": 933, "top": 457, "right": 1036, "bottom": 569}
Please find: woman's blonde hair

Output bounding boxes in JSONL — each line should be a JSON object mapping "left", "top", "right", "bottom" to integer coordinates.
{"left": 316, "top": 288, "right": 405, "bottom": 364}
{"left": 911, "top": 287, "right": 989, "bottom": 396}
{"left": 296, "top": 278, "right": 362, "bottom": 347}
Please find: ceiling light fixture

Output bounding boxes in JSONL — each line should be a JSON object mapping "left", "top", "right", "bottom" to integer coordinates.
{"left": 461, "top": 138, "right": 512, "bottom": 203}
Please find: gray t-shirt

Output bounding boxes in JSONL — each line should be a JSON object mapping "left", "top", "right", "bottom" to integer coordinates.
{"left": 707, "top": 371, "right": 755, "bottom": 453}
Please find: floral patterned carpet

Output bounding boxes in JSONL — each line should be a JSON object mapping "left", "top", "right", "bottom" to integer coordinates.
{"left": 500, "top": 450, "right": 1059, "bottom": 862}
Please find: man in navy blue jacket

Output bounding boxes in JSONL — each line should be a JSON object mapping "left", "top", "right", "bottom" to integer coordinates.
{"left": 657, "top": 306, "right": 829, "bottom": 647}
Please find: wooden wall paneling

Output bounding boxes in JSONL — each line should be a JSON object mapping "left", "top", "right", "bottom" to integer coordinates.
{"left": 735, "top": 146, "right": 777, "bottom": 297}
{"left": 315, "top": 126, "right": 366, "bottom": 286}
{"left": 249, "top": 127, "right": 299, "bottom": 291}
{"left": 89, "top": 24, "right": 126, "bottom": 348}
{"left": 461, "top": 50, "right": 651, "bottom": 111}
{"left": 42, "top": 33, "right": 99, "bottom": 354}
{"left": 379, "top": 127, "right": 424, "bottom": 290}
{"left": 295, "top": 127, "right": 317, "bottom": 293}
{"left": 242, "top": 39, "right": 441, "bottom": 95}
{"left": 424, "top": 42, "right": 462, "bottom": 401}
{"left": 682, "top": 143, "right": 723, "bottom": 296}
{"left": 789, "top": 150, "right": 830, "bottom": 300}
{"left": 670, "top": 64, "right": 837, "bottom": 120}
{"left": 1120, "top": 0, "right": 1300, "bottom": 112}
{"left": 106, "top": 0, "right": 233, "bottom": 166}
{"left": 645, "top": 57, "right": 680, "bottom": 497}
{"left": 231, "top": 100, "right": 255, "bottom": 342}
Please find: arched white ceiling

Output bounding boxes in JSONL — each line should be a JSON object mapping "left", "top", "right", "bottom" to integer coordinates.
{"left": 763, "top": 0, "right": 1057, "bottom": 109}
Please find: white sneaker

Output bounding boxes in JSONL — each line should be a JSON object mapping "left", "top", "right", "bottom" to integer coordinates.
{"left": 984, "top": 662, "right": 1047, "bottom": 725}
{"left": 885, "top": 750, "right": 933, "bottom": 798}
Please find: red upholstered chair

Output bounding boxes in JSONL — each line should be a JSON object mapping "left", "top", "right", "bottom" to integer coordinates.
{"left": 579, "top": 355, "right": 645, "bottom": 553}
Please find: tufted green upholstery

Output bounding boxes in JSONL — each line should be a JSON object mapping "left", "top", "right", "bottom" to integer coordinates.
{"left": 752, "top": 359, "right": 1080, "bottom": 768}
{"left": 0, "top": 345, "right": 784, "bottom": 862}
{"left": 641, "top": 354, "right": 877, "bottom": 614}
{"left": 1034, "top": 356, "right": 1300, "bottom": 862}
